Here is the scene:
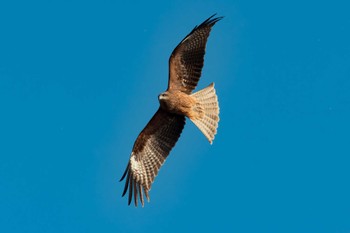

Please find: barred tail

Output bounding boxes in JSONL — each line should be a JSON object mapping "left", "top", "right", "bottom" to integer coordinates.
{"left": 190, "top": 83, "right": 220, "bottom": 144}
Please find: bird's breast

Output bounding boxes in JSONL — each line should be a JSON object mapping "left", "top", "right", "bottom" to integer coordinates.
{"left": 159, "top": 92, "right": 196, "bottom": 117}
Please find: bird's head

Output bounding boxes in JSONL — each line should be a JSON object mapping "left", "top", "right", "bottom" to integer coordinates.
{"left": 158, "top": 92, "right": 169, "bottom": 101}
{"left": 158, "top": 92, "right": 170, "bottom": 109}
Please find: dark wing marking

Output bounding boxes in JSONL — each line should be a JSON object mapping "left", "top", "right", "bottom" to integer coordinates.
{"left": 120, "top": 108, "right": 185, "bottom": 207}
{"left": 168, "top": 14, "right": 223, "bottom": 94}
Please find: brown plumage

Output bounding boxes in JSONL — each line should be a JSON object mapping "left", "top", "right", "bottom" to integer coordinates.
{"left": 120, "top": 14, "right": 223, "bottom": 207}
{"left": 168, "top": 15, "right": 223, "bottom": 93}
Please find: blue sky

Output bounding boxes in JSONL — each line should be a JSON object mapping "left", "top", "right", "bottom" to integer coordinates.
{"left": 1, "top": 1, "right": 350, "bottom": 232}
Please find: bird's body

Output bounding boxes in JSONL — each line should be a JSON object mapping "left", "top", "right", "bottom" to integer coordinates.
{"left": 120, "top": 14, "right": 223, "bottom": 207}
{"left": 159, "top": 91, "right": 197, "bottom": 117}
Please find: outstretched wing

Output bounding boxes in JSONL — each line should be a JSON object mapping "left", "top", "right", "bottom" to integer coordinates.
{"left": 120, "top": 108, "right": 185, "bottom": 207}
{"left": 168, "top": 14, "right": 223, "bottom": 94}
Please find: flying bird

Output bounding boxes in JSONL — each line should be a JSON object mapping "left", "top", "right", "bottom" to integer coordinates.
{"left": 120, "top": 14, "right": 223, "bottom": 207}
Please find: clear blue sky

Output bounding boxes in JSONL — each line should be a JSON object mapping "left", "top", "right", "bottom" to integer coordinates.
{"left": 1, "top": 1, "right": 350, "bottom": 232}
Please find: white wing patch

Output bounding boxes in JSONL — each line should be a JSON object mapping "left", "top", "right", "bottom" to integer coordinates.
{"left": 130, "top": 153, "right": 142, "bottom": 179}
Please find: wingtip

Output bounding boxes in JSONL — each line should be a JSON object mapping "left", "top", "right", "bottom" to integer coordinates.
{"left": 144, "top": 187, "right": 151, "bottom": 203}
{"left": 134, "top": 181, "right": 139, "bottom": 207}
{"left": 205, "top": 13, "right": 224, "bottom": 26}
{"left": 122, "top": 171, "right": 151, "bottom": 207}
{"left": 128, "top": 175, "right": 133, "bottom": 205}
{"left": 209, "top": 13, "right": 224, "bottom": 19}
{"left": 139, "top": 184, "right": 145, "bottom": 207}
{"left": 192, "top": 14, "right": 224, "bottom": 32}
{"left": 121, "top": 169, "right": 130, "bottom": 197}
{"left": 119, "top": 163, "right": 129, "bottom": 182}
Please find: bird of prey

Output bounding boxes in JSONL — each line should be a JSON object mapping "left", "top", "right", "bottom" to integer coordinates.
{"left": 120, "top": 14, "right": 223, "bottom": 207}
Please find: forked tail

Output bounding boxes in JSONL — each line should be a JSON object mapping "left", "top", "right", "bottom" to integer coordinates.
{"left": 190, "top": 83, "right": 220, "bottom": 144}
